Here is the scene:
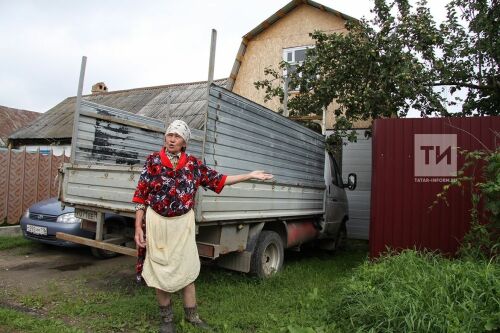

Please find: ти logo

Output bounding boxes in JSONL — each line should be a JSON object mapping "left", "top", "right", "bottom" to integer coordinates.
{"left": 414, "top": 134, "right": 457, "bottom": 177}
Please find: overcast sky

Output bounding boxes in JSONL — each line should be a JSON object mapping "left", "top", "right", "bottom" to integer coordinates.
{"left": 0, "top": 0, "right": 449, "bottom": 113}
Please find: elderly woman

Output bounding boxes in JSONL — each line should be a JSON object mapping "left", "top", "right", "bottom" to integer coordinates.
{"left": 132, "top": 120, "right": 272, "bottom": 333}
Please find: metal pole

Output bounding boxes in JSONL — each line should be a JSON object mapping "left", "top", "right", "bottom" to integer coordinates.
{"left": 201, "top": 29, "right": 217, "bottom": 161}
{"left": 70, "top": 56, "right": 87, "bottom": 163}
{"left": 197, "top": 29, "right": 217, "bottom": 223}
{"left": 283, "top": 74, "right": 289, "bottom": 117}
{"left": 207, "top": 29, "right": 217, "bottom": 85}
{"left": 322, "top": 108, "right": 326, "bottom": 135}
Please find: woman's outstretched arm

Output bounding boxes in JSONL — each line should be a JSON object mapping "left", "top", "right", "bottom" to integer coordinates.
{"left": 225, "top": 170, "right": 273, "bottom": 186}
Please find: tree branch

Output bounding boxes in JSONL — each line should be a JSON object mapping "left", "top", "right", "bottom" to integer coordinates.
{"left": 428, "top": 82, "right": 498, "bottom": 90}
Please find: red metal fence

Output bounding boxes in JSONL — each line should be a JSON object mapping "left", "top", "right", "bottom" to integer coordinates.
{"left": 370, "top": 116, "right": 500, "bottom": 257}
{"left": 0, "top": 148, "right": 69, "bottom": 225}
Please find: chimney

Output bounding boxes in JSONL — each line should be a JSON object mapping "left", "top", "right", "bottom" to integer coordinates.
{"left": 91, "top": 82, "right": 108, "bottom": 94}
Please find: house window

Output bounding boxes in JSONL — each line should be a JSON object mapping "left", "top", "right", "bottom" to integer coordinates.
{"left": 283, "top": 46, "right": 313, "bottom": 92}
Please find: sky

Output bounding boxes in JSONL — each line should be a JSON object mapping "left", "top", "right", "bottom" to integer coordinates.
{"left": 0, "top": 0, "right": 449, "bottom": 113}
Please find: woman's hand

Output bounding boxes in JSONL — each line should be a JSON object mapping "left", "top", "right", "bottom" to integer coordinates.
{"left": 249, "top": 170, "right": 274, "bottom": 181}
{"left": 134, "top": 208, "right": 146, "bottom": 248}
{"left": 135, "top": 227, "right": 146, "bottom": 248}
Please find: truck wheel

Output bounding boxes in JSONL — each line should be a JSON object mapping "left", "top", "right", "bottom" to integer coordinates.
{"left": 250, "top": 231, "right": 284, "bottom": 278}
{"left": 335, "top": 222, "right": 347, "bottom": 251}
{"left": 90, "top": 247, "right": 118, "bottom": 259}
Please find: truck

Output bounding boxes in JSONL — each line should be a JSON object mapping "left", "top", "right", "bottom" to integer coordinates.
{"left": 57, "top": 84, "right": 357, "bottom": 278}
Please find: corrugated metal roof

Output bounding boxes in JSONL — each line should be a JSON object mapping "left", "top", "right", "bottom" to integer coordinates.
{"left": 228, "top": 0, "right": 358, "bottom": 90}
{"left": 0, "top": 105, "right": 40, "bottom": 145}
{"left": 9, "top": 78, "right": 228, "bottom": 141}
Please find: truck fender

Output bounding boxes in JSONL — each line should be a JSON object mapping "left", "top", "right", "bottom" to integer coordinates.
{"left": 245, "top": 222, "right": 265, "bottom": 253}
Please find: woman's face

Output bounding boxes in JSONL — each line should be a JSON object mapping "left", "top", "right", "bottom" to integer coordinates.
{"left": 165, "top": 132, "right": 186, "bottom": 154}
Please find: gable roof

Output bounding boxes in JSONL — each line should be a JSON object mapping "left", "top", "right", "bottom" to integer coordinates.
{"left": 9, "top": 78, "right": 228, "bottom": 142}
{"left": 227, "top": 0, "right": 357, "bottom": 90}
{"left": 0, "top": 105, "right": 40, "bottom": 146}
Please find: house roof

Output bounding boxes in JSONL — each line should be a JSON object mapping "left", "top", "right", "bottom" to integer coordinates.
{"left": 0, "top": 105, "right": 40, "bottom": 146}
{"left": 227, "top": 0, "right": 357, "bottom": 90}
{"left": 9, "top": 78, "right": 228, "bottom": 142}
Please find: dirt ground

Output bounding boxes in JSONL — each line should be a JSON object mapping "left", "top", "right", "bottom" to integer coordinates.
{"left": 0, "top": 243, "right": 137, "bottom": 306}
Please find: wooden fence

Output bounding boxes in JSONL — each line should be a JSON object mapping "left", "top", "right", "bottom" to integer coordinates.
{"left": 0, "top": 148, "right": 69, "bottom": 225}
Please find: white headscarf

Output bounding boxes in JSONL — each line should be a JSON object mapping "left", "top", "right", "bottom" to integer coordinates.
{"left": 166, "top": 120, "right": 191, "bottom": 144}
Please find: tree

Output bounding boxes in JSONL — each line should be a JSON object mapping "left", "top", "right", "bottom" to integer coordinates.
{"left": 254, "top": 0, "right": 499, "bottom": 137}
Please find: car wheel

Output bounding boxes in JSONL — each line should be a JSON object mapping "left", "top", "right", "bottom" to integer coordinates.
{"left": 90, "top": 247, "right": 119, "bottom": 259}
{"left": 250, "top": 231, "right": 284, "bottom": 278}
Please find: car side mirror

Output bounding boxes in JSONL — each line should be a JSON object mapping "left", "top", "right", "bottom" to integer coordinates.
{"left": 344, "top": 173, "right": 357, "bottom": 191}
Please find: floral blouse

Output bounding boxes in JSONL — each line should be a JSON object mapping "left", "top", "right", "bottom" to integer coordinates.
{"left": 132, "top": 148, "right": 227, "bottom": 217}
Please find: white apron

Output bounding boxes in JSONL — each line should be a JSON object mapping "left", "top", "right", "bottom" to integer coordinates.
{"left": 141, "top": 207, "right": 200, "bottom": 292}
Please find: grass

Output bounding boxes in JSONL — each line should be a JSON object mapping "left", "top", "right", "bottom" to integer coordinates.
{"left": 332, "top": 250, "right": 500, "bottom": 332}
{"left": 0, "top": 236, "right": 33, "bottom": 250}
{"left": 0, "top": 308, "right": 83, "bottom": 333}
{"left": 0, "top": 241, "right": 368, "bottom": 333}
{"left": 1, "top": 239, "right": 498, "bottom": 332}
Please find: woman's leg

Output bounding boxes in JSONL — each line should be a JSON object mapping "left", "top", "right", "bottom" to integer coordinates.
{"left": 156, "top": 288, "right": 175, "bottom": 332}
{"left": 156, "top": 288, "right": 172, "bottom": 306}
{"left": 182, "top": 283, "right": 209, "bottom": 329}
{"left": 182, "top": 282, "right": 196, "bottom": 307}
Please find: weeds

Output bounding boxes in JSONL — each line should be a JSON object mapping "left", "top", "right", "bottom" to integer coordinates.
{"left": 0, "top": 236, "right": 32, "bottom": 250}
{"left": 333, "top": 250, "right": 499, "bottom": 332}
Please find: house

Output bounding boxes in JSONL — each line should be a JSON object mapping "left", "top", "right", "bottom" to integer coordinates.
{"left": 11, "top": 0, "right": 368, "bottom": 149}
{"left": 8, "top": 79, "right": 228, "bottom": 154}
{"left": 228, "top": 0, "right": 370, "bottom": 130}
{"left": 0, "top": 105, "right": 40, "bottom": 147}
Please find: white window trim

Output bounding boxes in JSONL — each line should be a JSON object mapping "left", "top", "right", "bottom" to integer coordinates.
{"left": 283, "top": 45, "right": 314, "bottom": 92}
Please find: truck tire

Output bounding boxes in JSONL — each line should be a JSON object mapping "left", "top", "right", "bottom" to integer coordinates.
{"left": 250, "top": 231, "right": 284, "bottom": 278}
{"left": 90, "top": 247, "right": 119, "bottom": 259}
{"left": 335, "top": 222, "right": 347, "bottom": 251}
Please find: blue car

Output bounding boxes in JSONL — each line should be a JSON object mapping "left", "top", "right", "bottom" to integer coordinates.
{"left": 20, "top": 197, "right": 126, "bottom": 258}
{"left": 20, "top": 197, "right": 94, "bottom": 247}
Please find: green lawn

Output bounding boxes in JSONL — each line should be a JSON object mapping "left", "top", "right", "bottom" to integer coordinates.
{"left": 0, "top": 241, "right": 368, "bottom": 333}
{"left": 1, "top": 239, "right": 497, "bottom": 332}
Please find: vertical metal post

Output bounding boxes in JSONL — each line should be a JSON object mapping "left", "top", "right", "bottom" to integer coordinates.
{"left": 207, "top": 29, "right": 217, "bottom": 86}
{"left": 201, "top": 29, "right": 217, "bottom": 160}
{"left": 322, "top": 108, "right": 326, "bottom": 135}
{"left": 197, "top": 29, "right": 217, "bottom": 223}
{"left": 70, "top": 56, "right": 87, "bottom": 163}
{"left": 95, "top": 212, "right": 105, "bottom": 241}
{"left": 283, "top": 74, "right": 289, "bottom": 117}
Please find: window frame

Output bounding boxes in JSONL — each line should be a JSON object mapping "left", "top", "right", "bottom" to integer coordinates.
{"left": 282, "top": 45, "right": 314, "bottom": 92}
{"left": 328, "top": 152, "right": 344, "bottom": 188}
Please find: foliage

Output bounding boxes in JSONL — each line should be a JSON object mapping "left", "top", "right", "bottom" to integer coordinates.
{"left": 255, "top": 0, "right": 499, "bottom": 139}
{"left": 333, "top": 250, "right": 500, "bottom": 332}
{"left": 433, "top": 145, "right": 500, "bottom": 261}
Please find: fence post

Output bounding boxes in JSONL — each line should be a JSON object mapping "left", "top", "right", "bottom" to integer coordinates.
{"left": 35, "top": 147, "right": 40, "bottom": 201}
{"left": 20, "top": 147, "right": 26, "bottom": 219}
{"left": 4, "top": 147, "right": 11, "bottom": 224}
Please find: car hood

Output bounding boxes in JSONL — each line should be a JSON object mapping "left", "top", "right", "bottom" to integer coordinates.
{"left": 28, "top": 197, "right": 74, "bottom": 215}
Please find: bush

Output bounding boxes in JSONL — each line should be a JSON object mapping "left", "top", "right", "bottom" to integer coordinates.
{"left": 333, "top": 250, "right": 499, "bottom": 332}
